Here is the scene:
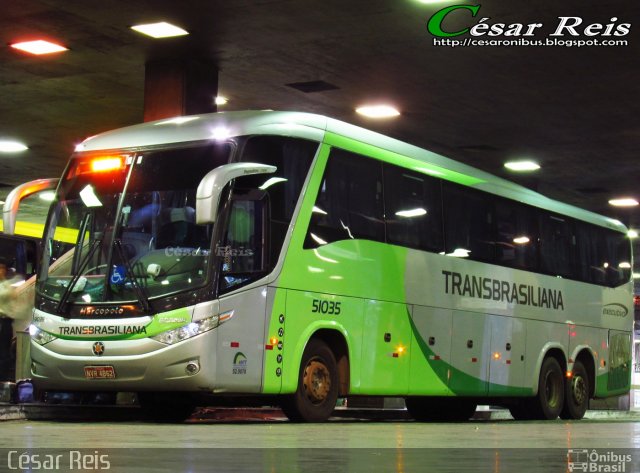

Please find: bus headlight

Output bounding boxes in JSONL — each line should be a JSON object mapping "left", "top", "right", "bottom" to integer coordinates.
{"left": 29, "top": 324, "right": 58, "bottom": 346}
{"left": 151, "top": 311, "right": 234, "bottom": 345}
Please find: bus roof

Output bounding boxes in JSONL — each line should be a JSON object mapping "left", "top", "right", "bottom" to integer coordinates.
{"left": 78, "top": 110, "right": 627, "bottom": 233}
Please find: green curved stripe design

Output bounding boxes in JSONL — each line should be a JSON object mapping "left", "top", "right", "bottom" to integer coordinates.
{"left": 407, "top": 310, "right": 531, "bottom": 397}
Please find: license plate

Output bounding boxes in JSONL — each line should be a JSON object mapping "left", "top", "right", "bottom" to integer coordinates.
{"left": 84, "top": 366, "right": 116, "bottom": 379}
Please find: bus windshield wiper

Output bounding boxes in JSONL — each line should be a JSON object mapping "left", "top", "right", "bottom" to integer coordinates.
{"left": 56, "top": 238, "right": 102, "bottom": 314}
{"left": 113, "top": 238, "right": 152, "bottom": 313}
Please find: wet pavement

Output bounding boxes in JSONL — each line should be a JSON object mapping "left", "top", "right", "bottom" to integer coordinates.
{"left": 0, "top": 414, "right": 639, "bottom": 472}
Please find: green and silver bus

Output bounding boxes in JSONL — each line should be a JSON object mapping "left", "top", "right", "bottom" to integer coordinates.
{"left": 30, "top": 111, "right": 633, "bottom": 422}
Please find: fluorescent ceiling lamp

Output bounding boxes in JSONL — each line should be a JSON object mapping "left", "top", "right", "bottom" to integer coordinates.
{"left": 0, "top": 140, "right": 28, "bottom": 153}
{"left": 513, "top": 236, "right": 530, "bottom": 244}
{"left": 39, "top": 191, "right": 55, "bottom": 202}
{"left": 395, "top": 208, "right": 427, "bottom": 218}
{"left": 259, "top": 177, "right": 287, "bottom": 190}
{"left": 312, "top": 206, "right": 328, "bottom": 215}
{"left": 130, "top": 22, "right": 189, "bottom": 39}
{"left": 633, "top": 273, "right": 640, "bottom": 280}
{"left": 618, "top": 262, "right": 631, "bottom": 269}
{"left": 355, "top": 104, "right": 400, "bottom": 118}
{"left": 215, "top": 96, "right": 228, "bottom": 106}
{"left": 11, "top": 40, "right": 67, "bottom": 55}
{"left": 504, "top": 161, "right": 540, "bottom": 172}
{"left": 628, "top": 230, "right": 638, "bottom": 239}
{"left": 155, "top": 116, "right": 199, "bottom": 125}
{"left": 608, "top": 198, "right": 638, "bottom": 207}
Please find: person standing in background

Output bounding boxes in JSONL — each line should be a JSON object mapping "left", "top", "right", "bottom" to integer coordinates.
{"left": 0, "top": 259, "right": 17, "bottom": 380}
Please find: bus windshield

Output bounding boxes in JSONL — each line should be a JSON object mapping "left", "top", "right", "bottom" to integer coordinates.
{"left": 37, "top": 143, "right": 232, "bottom": 306}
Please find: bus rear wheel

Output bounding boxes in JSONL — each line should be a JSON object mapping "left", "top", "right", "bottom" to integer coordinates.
{"left": 281, "top": 339, "right": 339, "bottom": 422}
{"left": 560, "top": 360, "right": 589, "bottom": 420}
{"left": 405, "top": 397, "right": 477, "bottom": 422}
{"left": 511, "top": 357, "right": 564, "bottom": 420}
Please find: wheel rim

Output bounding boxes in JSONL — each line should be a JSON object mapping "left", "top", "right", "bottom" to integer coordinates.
{"left": 302, "top": 359, "right": 331, "bottom": 405}
{"left": 571, "top": 375, "right": 587, "bottom": 405}
{"left": 544, "top": 370, "right": 562, "bottom": 408}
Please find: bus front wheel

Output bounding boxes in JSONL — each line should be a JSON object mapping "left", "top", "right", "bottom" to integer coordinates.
{"left": 560, "top": 360, "right": 589, "bottom": 420}
{"left": 281, "top": 339, "right": 339, "bottom": 422}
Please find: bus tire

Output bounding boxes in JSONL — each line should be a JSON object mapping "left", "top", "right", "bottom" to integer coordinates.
{"left": 405, "top": 397, "right": 477, "bottom": 422}
{"left": 533, "top": 357, "right": 565, "bottom": 420}
{"left": 138, "top": 392, "right": 195, "bottom": 423}
{"left": 281, "top": 339, "right": 338, "bottom": 422}
{"left": 560, "top": 360, "right": 589, "bottom": 420}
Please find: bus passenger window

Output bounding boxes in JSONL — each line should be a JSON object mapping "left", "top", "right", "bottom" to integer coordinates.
{"left": 539, "top": 214, "right": 577, "bottom": 279}
{"left": 442, "top": 184, "right": 494, "bottom": 262}
{"left": 494, "top": 201, "right": 538, "bottom": 270}
{"left": 305, "top": 149, "right": 384, "bottom": 249}
{"left": 383, "top": 164, "right": 443, "bottom": 252}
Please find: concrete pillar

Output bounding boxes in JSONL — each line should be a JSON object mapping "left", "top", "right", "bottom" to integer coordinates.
{"left": 143, "top": 58, "right": 218, "bottom": 122}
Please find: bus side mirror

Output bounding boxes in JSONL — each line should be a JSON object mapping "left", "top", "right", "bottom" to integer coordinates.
{"left": 2, "top": 178, "right": 59, "bottom": 235}
{"left": 195, "top": 162, "right": 276, "bottom": 224}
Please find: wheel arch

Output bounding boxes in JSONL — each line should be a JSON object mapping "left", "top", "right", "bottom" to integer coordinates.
{"left": 573, "top": 347, "right": 597, "bottom": 398}
{"left": 285, "top": 322, "right": 351, "bottom": 396}
{"left": 531, "top": 343, "right": 567, "bottom": 395}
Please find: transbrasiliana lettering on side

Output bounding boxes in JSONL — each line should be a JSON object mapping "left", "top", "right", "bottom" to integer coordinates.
{"left": 442, "top": 270, "right": 564, "bottom": 310}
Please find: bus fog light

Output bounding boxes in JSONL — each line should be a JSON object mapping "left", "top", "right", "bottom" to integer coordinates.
{"left": 151, "top": 311, "right": 234, "bottom": 345}
{"left": 185, "top": 361, "right": 200, "bottom": 375}
{"left": 29, "top": 324, "right": 57, "bottom": 346}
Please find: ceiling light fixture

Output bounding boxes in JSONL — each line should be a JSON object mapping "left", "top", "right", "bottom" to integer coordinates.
{"left": 0, "top": 140, "right": 28, "bottom": 153}
{"left": 628, "top": 230, "right": 638, "bottom": 239}
{"left": 10, "top": 40, "right": 67, "bottom": 55}
{"left": 504, "top": 161, "right": 540, "bottom": 172}
{"left": 214, "top": 96, "right": 228, "bottom": 106}
{"left": 130, "top": 22, "right": 189, "bottom": 39}
{"left": 608, "top": 198, "right": 638, "bottom": 207}
{"left": 355, "top": 104, "right": 400, "bottom": 118}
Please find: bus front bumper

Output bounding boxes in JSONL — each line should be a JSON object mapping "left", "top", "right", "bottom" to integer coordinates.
{"left": 30, "top": 330, "right": 218, "bottom": 392}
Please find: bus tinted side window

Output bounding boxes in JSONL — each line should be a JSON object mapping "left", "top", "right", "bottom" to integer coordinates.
{"left": 383, "top": 164, "right": 444, "bottom": 252}
{"left": 305, "top": 149, "right": 384, "bottom": 249}
{"left": 494, "top": 200, "right": 538, "bottom": 270}
{"left": 442, "top": 183, "right": 494, "bottom": 262}
{"left": 603, "top": 230, "right": 632, "bottom": 287}
{"left": 539, "top": 214, "right": 577, "bottom": 279}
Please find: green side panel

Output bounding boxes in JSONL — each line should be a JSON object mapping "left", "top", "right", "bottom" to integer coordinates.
{"left": 409, "top": 311, "right": 531, "bottom": 397}
{"left": 275, "top": 139, "right": 529, "bottom": 397}
{"left": 262, "top": 288, "right": 287, "bottom": 393}
{"left": 279, "top": 290, "right": 364, "bottom": 394}
{"left": 324, "top": 132, "right": 484, "bottom": 187}
{"left": 608, "top": 331, "right": 632, "bottom": 393}
{"left": 279, "top": 240, "right": 410, "bottom": 303}
{"left": 608, "top": 364, "right": 632, "bottom": 392}
{"left": 359, "top": 300, "right": 412, "bottom": 395}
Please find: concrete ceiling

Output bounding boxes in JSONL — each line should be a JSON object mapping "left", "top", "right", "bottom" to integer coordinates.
{"left": 1, "top": 0, "right": 639, "bottom": 273}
